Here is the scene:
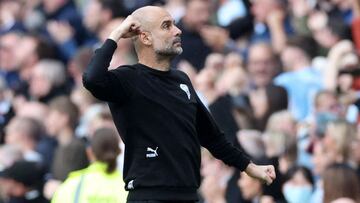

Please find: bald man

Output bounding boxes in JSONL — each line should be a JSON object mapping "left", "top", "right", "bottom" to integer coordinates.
{"left": 83, "top": 6, "right": 276, "bottom": 202}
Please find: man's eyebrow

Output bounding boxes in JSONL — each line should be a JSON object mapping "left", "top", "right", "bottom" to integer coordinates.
{"left": 161, "top": 20, "right": 174, "bottom": 26}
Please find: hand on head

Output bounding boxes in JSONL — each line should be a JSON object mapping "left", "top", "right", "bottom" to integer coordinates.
{"left": 108, "top": 15, "right": 141, "bottom": 42}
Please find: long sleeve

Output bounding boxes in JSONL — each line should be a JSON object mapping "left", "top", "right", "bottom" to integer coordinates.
{"left": 82, "top": 39, "right": 133, "bottom": 103}
{"left": 195, "top": 93, "right": 250, "bottom": 171}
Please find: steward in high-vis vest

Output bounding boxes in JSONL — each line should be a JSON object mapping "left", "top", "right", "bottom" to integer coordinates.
{"left": 51, "top": 128, "right": 127, "bottom": 203}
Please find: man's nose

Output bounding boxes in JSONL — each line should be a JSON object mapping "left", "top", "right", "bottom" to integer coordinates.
{"left": 174, "top": 25, "right": 182, "bottom": 36}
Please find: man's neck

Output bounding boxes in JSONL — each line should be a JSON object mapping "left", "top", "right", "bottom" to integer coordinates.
{"left": 58, "top": 128, "right": 74, "bottom": 146}
{"left": 138, "top": 52, "right": 173, "bottom": 71}
{"left": 139, "top": 60, "right": 171, "bottom": 71}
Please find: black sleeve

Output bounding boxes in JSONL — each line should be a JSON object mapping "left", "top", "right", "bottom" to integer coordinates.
{"left": 82, "top": 39, "right": 133, "bottom": 103}
{"left": 195, "top": 93, "right": 251, "bottom": 171}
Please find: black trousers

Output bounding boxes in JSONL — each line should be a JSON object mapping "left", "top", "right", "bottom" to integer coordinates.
{"left": 127, "top": 201, "right": 196, "bottom": 203}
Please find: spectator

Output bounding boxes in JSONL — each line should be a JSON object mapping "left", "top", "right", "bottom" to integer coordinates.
{"left": 0, "top": 32, "right": 22, "bottom": 90}
{"left": 352, "top": 125, "right": 360, "bottom": 176}
{"left": 16, "top": 34, "right": 56, "bottom": 83}
{"left": 238, "top": 171, "right": 275, "bottom": 203}
{"left": 250, "top": 0, "right": 292, "bottom": 52}
{"left": 4, "top": 117, "right": 43, "bottom": 163}
{"left": 323, "top": 164, "right": 360, "bottom": 203}
{"left": 82, "top": 0, "right": 125, "bottom": 44}
{"left": 200, "top": 148, "right": 241, "bottom": 203}
{"left": 275, "top": 36, "right": 322, "bottom": 121}
{"left": 51, "top": 127, "right": 127, "bottom": 203}
{"left": 29, "top": 60, "right": 68, "bottom": 103}
{"left": 67, "top": 47, "right": 93, "bottom": 87}
{"left": 0, "top": 0, "right": 26, "bottom": 35}
{"left": 241, "top": 42, "right": 288, "bottom": 130}
{"left": 45, "top": 96, "right": 88, "bottom": 182}
{"left": 0, "top": 160, "right": 48, "bottom": 203}
{"left": 172, "top": 0, "right": 212, "bottom": 71}
{"left": 323, "top": 120, "right": 356, "bottom": 163}
{"left": 282, "top": 166, "right": 314, "bottom": 203}
{"left": 308, "top": 11, "right": 351, "bottom": 55}
{"left": 40, "top": 0, "right": 86, "bottom": 54}
{"left": 246, "top": 42, "right": 279, "bottom": 89}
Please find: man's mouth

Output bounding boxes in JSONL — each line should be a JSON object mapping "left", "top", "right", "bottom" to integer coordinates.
{"left": 173, "top": 38, "right": 181, "bottom": 45}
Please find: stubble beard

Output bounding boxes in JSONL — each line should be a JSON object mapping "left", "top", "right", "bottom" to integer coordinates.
{"left": 154, "top": 38, "right": 183, "bottom": 59}
{"left": 155, "top": 45, "right": 183, "bottom": 57}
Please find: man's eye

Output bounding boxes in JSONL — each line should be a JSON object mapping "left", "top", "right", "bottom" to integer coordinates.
{"left": 163, "top": 24, "right": 170, "bottom": 29}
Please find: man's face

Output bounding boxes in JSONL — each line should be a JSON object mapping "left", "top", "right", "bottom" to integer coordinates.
{"left": 4, "top": 120, "right": 22, "bottom": 146}
{"left": 0, "top": 33, "right": 20, "bottom": 71}
{"left": 29, "top": 66, "right": 51, "bottom": 98}
{"left": 251, "top": 0, "right": 277, "bottom": 22}
{"left": 43, "top": 0, "right": 64, "bottom": 14}
{"left": 247, "top": 44, "right": 276, "bottom": 87}
{"left": 45, "top": 109, "right": 66, "bottom": 136}
{"left": 83, "top": 0, "right": 102, "bottom": 33}
{"left": 185, "top": 0, "right": 210, "bottom": 30}
{"left": 150, "top": 12, "right": 183, "bottom": 57}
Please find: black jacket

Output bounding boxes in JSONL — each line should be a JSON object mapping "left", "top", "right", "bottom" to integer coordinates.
{"left": 83, "top": 39, "right": 250, "bottom": 201}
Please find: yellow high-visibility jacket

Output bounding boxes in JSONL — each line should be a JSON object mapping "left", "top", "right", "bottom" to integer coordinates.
{"left": 52, "top": 162, "right": 128, "bottom": 203}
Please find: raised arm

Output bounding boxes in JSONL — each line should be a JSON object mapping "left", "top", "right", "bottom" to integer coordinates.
{"left": 82, "top": 16, "right": 141, "bottom": 102}
{"left": 195, "top": 93, "right": 276, "bottom": 185}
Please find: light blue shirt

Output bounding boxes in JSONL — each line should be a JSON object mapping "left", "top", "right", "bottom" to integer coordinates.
{"left": 275, "top": 67, "right": 323, "bottom": 121}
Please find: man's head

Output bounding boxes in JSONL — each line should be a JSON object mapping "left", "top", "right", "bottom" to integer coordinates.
{"left": 46, "top": 96, "right": 79, "bottom": 136}
{"left": 5, "top": 117, "right": 43, "bottom": 150}
{"left": 131, "top": 6, "right": 183, "bottom": 59}
{"left": 83, "top": 0, "right": 124, "bottom": 33}
{"left": 42, "top": 0, "right": 68, "bottom": 14}
{"left": 29, "top": 59, "right": 66, "bottom": 99}
{"left": 281, "top": 36, "right": 315, "bottom": 71}
{"left": 183, "top": 0, "right": 211, "bottom": 31}
{"left": 0, "top": 161, "right": 44, "bottom": 198}
{"left": 0, "top": 32, "right": 21, "bottom": 72}
{"left": 251, "top": 0, "right": 286, "bottom": 23}
{"left": 247, "top": 42, "right": 278, "bottom": 87}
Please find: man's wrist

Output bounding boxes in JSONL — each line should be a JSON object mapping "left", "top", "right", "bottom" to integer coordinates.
{"left": 245, "top": 162, "right": 255, "bottom": 175}
{"left": 108, "top": 31, "right": 123, "bottom": 42}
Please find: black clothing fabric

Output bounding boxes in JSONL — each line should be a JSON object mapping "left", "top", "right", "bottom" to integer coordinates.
{"left": 172, "top": 20, "right": 212, "bottom": 71}
{"left": 83, "top": 39, "right": 250, "bottom": 201}
{"left": 209, "top": 95, "right": 240, "bottom": 143}
{"left": 36, "top": 135, "right": 58, "bottom": 172}
{"left": 254, "top": 84, "right": 288, "bottom": 131}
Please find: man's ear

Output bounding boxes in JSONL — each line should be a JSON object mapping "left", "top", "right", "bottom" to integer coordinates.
{"left": 139, "top": 32, "right": 152, "bottom": 46}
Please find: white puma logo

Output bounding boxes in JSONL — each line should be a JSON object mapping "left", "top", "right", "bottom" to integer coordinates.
{"left": 127, "top": 180, "right": 134, "bottom": 190}
{"left": 180, "top": 84, "right": 191, "bottom": 100}
{"left": 146, "top": 147, "right": 158, "bottom": 158}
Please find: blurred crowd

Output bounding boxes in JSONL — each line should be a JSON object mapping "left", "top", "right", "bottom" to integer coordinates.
{"left": 0, "top": 0, "right": 360, "bottom": 202}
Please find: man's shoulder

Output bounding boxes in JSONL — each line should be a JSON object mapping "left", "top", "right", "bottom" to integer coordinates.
{"left": 109, "top": 64, "right": 138, "bottom": 77}
{"left": 173, "top": 69, "right": 191, "bottom": 81}
{"left": 111, "top": 64, "right": 137, "bottom": 72}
